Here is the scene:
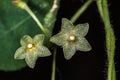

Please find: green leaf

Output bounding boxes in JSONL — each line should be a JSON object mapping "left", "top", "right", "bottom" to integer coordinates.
{"left": 0, "top": 0, "right": 59, "bottom": 71}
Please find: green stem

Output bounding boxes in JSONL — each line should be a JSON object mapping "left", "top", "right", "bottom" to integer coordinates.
{"left": 103, "top": 1, "right": 116, "bottom": 80}
{"left": 70, "top": 0, "right": 93, "bottom": 23}
{"left": 50, "top": 0, "right": 59, "bottom": 80}
{"left": 112, "top": 65, "right": 116, "bottom": 80}
{"left": 96, "top": 0, "right": 104, "bottom": 19}
{"left": 24, "top": 5, "right": 49, "bottom": 37}
{"left": 51, "top": 48, "right": 57, "bottom": 80}
{"left": 16, "top": 1, "right": 50, "bottom": 37}
{"left": 97, "top": 0, "right": 116, "bottom": 80}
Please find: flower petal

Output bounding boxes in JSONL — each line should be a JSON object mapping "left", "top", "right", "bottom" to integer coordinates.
{"left": 75, "top": 37, "right": 92, "bottom": 51}
{"left": 14, "top": 47, "right": 26, "bottom": 59}
{"left": 20, "top": 35, "right": 33, "bottom": 46}
{"left": 61, "top": 18, "right": 74, "bottom": 32}
{"left": 50, "top": 32, "right": 67, "bottom": 46}
{"left": 25, "top": 51, "right": 38, "bottom": 68}
{"left": 33, "top": 34, "right": 44, "bottom": 46}
{"left": 63, "top": 43, "right": 76, "bottom": 60}
{"left": 36, "top": 46, "right": 51, "bottom": 57}
{"left": 75, "top": 23, "right": 89, "bottom": 37}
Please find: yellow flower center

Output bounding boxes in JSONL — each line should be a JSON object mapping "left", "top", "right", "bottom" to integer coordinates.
{"left": 69, "top": 36, "right": 75, "bottom": 40}
{"left": 27, "top": 43, "right": 35, "bottom": 51}
{"left": 68, "top": 35, "right": 76, "bottom": 42}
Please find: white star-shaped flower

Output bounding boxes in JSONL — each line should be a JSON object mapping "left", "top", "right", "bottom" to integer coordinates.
{"left": 50, "top": 18, "right": 92, "bottom": 60}
{"left": 14, "top": 34, "right": 51, "bottom": 68}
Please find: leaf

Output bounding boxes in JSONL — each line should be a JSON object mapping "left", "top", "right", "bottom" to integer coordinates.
{"left": 0, "top": 0, "right": 59, "bottom": 71}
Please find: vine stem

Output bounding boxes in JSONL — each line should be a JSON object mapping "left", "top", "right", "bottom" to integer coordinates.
{"left": 70, "top": 0, "right": 94, "bottom": 23}
{"left": 51, "top": 48, "right": 57, "bottom": 80}
{"left": 97, "top": 0, "right": 116, "bottom": 80}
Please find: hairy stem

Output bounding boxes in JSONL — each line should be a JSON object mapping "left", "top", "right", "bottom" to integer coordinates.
{"left": 70, "top": 0, "right": 93, "bottom": 23}
{"left": 51, "top": 48, "right": 57, "bottom": 80}
{"left": 97, "top": 0, "right": 116, "bottom": 80}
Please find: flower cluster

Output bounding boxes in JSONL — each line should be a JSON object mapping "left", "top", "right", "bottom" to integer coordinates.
{"left": 14, "top": 18, "right": 92, "bottom": 68}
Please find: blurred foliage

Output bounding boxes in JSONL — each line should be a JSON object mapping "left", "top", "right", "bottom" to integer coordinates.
{"left": 0, "top": 0, "right": 58, "bottom": 71}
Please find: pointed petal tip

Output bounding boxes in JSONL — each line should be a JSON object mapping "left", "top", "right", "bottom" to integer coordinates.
{"left": 84, "top": 23, "right": 89, "bottom": 27}
{"left": 50, "top": 35, "right": 64, "bottom": 46}
{"left": 83, "top": 44, "right": 92, "bottom": 52}
{"left": 14, "top": 53, "right": 19, "bottom": 59}
{"left": 50, "top": 35, "right": 57, "bottom": 43}
{"left": 43, "top": 49, "right": 52, "bottom": 57}
{"left": 20, "top": 35, "right": 33, "bottom": 46}
{"left": 14, "top": 47, "right": 25, "bottom": 59}
{"left": 62, "top": 18, "right": 68, "bottom": 21}
{"left": 26, "top": 64, "right": 35, "bottom": 69}
{"left": 48, "top": 51, "right": 52, "bottom": 56}
{"left": 63, "top": 43, "right": 76, "bottom": 60}
{"left": 64, "top": 56, "right": 72, "bottom": 60}
{"left": 62, "top": 18, "right": 73, "bottom": 25}
{"left": 84, "top": 23, "right": 89, "bottom": 30}
{"left": 25, "top": 59, "right": 36, "bottom": 69}
{"left": 14, "top": 55, "right": 17, "bottom": 59}
{"left": 34, "top": 34, "right": 45, "bottom": 45}
{"left": 87, "top": 45, "right": 92, "bottom": 51}
{"left": 84, "top": 42, "right": 92, "bottom": 51}
{"left": 34, "top": 34, "right": 44, "bottom": 41}
{"left": 50, "top": 37, "right": 54, "bottom": 42}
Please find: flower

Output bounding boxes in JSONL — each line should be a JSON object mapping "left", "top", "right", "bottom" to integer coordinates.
{"left": 50, "top": 18, "right": 92, "bottom": 60}
{"left": 14, "top": 34, "right": 51, "bottom": 68}
{"left": 12, "top": 0, "right": 27, "bottom": 9}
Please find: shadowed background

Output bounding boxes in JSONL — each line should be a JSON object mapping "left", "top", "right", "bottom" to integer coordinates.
{"left": 0, "top": 0, "right": 119, "bottom": 80}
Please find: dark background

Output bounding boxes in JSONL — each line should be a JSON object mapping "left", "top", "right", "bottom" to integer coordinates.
{"left": 0, "top": 0, "right": 119, "bottom": 80}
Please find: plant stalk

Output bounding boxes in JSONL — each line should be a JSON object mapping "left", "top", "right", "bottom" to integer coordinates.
{"left": 97, "top": 0, "right": 116, "bottom": 80}
{"left": 13, "top": 1, "right": 50, "bottom": 37}
{"left": 24, "top": 5, "right": 49, "bottom": 37}
{"left": 51, "top": 48, "right": 57, "bottom": 80}
{"left": 70, "top": 0, "right": 93, "bottom": 23}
